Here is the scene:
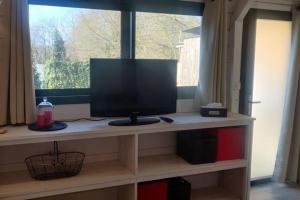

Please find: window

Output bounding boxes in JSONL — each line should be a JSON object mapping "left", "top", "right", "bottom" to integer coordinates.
{"left": 30, "top": 5, "right": 121, "bottom": 90}
{"left": 29, "top": 1, "right": 204, "bottom": 104}
{"left": 136, "top": 12, "right": 202, "bottom": 86}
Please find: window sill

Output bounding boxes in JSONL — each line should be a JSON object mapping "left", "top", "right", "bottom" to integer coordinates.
{"left": 36, "top": 86, "right": 196, "bottom": 105}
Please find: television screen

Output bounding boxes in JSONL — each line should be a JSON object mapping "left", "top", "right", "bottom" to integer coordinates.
{"left": 90, "top": 59, "right": 177, "bottom": 119}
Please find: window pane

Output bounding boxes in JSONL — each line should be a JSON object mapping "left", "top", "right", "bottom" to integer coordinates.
{"left": 136, "top": 12, "right": 202, "bottom": 86}
{"left": 29, "top": 5, "right": 121, "bottom": 89}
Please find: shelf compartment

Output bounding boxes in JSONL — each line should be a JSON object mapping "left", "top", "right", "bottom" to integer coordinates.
{"left": 138, "top": 154, "right": 247, "bottom": 182}
{"left": 35, "top": 184, "right": 136, "bottom": 200}
{"left": 184, "top": 167, "right": 246, "bottom": 200}
{"left": 0, "top": 134, "right": 137, "bottom": 200}
{"left": 191, "top": 187, "right": 240, "bottom": 200}
{"left": 0, "top": 160, "right": 135, "bottom": 199}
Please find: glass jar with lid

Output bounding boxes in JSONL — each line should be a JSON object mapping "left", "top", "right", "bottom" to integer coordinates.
{"left": 37, "top": 97, "right": 53, "bottom": 129}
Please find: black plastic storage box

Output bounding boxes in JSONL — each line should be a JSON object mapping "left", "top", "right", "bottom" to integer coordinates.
{"left": 168, "top": 177, "right": 191, "bottom": 200}
{"left": 177, "top": 130, "right": 217, "bottom": 164}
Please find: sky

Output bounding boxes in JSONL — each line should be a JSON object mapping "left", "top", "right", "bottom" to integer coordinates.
{"left": 29, "top": 5, "right": 83, "bottom": 40}
{"left": 29, "top": 5, "right": 77, "bottom": 26}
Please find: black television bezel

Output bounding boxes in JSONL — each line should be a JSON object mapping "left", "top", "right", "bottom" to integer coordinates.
{"left": 90, "top": 58, "right": 177, "bottom": 118}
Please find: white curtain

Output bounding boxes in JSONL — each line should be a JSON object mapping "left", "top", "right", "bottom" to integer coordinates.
{"left": 194, "top": 0, "right": 228, "bottom": 109}
{"left": 274, "top": 7, "right": 300, "bottom": 183}
{"left": 0, "top": 0, "right": 36, "bottom": 126}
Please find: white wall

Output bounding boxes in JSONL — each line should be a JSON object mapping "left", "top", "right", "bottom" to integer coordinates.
{"left": 53, "top": 100, "right": 196, "bottom": 121}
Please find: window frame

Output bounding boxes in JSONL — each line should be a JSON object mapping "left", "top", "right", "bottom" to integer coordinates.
{"left": 29, "top": 0, "right": 204, "bottom": 105}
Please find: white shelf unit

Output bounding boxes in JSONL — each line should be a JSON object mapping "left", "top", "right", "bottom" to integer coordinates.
{"left": 0, "top": 113, "right": 254, "bottom": 200}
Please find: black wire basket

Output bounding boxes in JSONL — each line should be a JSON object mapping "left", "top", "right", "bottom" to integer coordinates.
{"left": 25, "top": 142, "right": 85, "bottom": 180}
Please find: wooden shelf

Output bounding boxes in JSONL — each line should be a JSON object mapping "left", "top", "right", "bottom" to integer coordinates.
{"left": 0, "top": 113, "right": 253, "bottom": 200}
{"left": 191, "top": 187, "right": 240, "bottom": 200}
{"left": 35, "top": 184, "right": 136, "bottom": 200}
{"left": 0, "top": 113, "right": 254, "bottom": 146}
{"left": 138, "top": 154, "right": 247, "bottom": 182}
{"left": 0, "top": 160, "right": 135, "bottom": 200}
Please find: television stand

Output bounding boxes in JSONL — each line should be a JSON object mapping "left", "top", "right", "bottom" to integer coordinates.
{"left": 0, "top": 113, "right": 254, "bottom": 200}
{"left": 108, "top": 115, "right": 160, "bottom": 126}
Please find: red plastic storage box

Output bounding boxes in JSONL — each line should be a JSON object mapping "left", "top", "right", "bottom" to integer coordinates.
{"left": 138, "top": 180, "right": 168, "bottom": 200}
{"left": 217, "top": 127, "right": 246, "bottom": 161}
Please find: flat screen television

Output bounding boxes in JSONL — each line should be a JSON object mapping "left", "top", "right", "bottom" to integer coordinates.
{"left": 90, "top": 59, "right": 177, "bottom": 126}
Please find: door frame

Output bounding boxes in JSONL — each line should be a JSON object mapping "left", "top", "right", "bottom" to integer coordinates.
{"left": 239, "top": 9, "right": 292, "bottom": 183}
{"left": 239, "top": 9, "right": 292, "bottom": 115}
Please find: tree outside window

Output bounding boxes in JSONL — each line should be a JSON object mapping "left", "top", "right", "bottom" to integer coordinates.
{"left": 29, "top": 5, "right": 201, "bottom": 89}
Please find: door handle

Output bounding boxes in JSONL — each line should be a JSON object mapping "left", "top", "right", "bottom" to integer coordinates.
{"left": 249, "top": 101, "right": 262, "bottom": 104}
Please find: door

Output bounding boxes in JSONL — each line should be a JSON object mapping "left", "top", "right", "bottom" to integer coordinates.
{"left": 240, "top": 9, "right": 292, "bottom": 180}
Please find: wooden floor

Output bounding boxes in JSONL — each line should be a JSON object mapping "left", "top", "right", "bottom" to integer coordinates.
{"left": 251, "top": 183, "right": 300, "bottom": 200}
